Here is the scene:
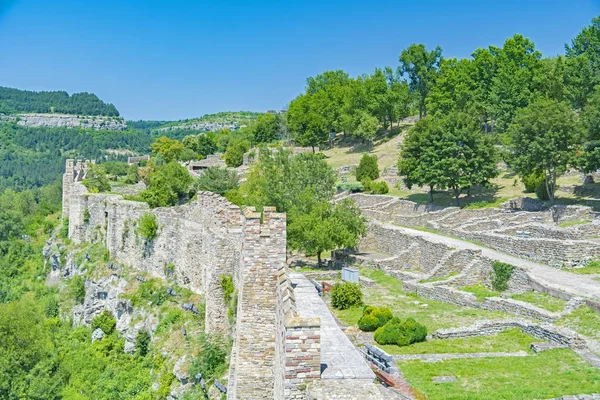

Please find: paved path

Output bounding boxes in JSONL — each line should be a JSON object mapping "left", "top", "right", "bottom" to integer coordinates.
{"left": 385, "top": 223, "right": 600, "bottom": 301}
{"left": 393, "top": 350, "right": 529, "bottom": 362}
{"left": 290, "top": 272, "right": 375, "bottom": 380}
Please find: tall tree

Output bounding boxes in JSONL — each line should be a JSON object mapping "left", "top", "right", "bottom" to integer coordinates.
{"left": 399, "top": 113, "right": 498, "bottom": 205}
{"left": 398, "top": 44, "right": 443, "bottom": 118}
{"left": 287, "top": 94, "right": 329, "bottom": 151}
{"left": 508, "top": 98, "right": 581, "bottom": 206}
{"left": 151, "top": 136, "right": 184, "bottom": 162}
{"left": 489, "top": 35, "right": 542, "bottom": 133}
{"left": 252, "top": 113, "right": 279, "bottom": 144}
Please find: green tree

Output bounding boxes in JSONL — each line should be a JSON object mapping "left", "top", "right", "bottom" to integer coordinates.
{"left": 398, "top": 44, "right": 443, "bottom": 118}
{"left": 252, "top": 113, "right": 279, "bottom": 144}
{"left": 508, "top": 98, "right": 581, "bottom": 206}
{"left": 151, "top": 136, "right": 184, "bottom": 162}
{"left": 195, "top": 167, "right": 240, "bottom": 195}
{"left": 288, "top": 198, "right": 366, "bottom": 265}
{"left": 124, "top": 164, "right": 140, "bottom": 184}
{"left": 224, "top": 139, "right": 250, "bottom": 167}
{"left": 490, "top": 34, "right": 542, "bottom": 133}
{"left": 580, "top": 86, "right": 600, "bottom": 173}
{"left": 399, "top": 114, "right": 498, "bottom": 205}
{"left": 140, "top": 162, "right": 193, "bottom": 208}
{"left": 287, "top": 94, "right": 329, "bottom": 151}
{"left": 82, "top": 164, "right": 111, "bottom": 193}
{"left": 356, "top": 153, "right": 379, "bottom": 182}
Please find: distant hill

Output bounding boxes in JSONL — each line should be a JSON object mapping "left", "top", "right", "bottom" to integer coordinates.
{"left": 155, "top": 111, "right": 262, "bottom": 132}
{"left": 0, "top": 86, "right": 120, "bottom": 116}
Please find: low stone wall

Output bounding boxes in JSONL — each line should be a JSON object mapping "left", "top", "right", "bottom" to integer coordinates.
{"left": 343, "top": 193, "right": 600, "bottom": 268}
{"left": 432, "top": 319, "right": 587, "bottom": 349}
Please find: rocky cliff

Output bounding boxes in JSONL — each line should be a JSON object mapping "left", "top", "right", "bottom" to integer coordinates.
{"left": 1, "top": 113, "right": 127, "bottom": 130}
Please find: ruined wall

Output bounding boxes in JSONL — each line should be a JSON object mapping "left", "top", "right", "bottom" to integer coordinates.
{"left": 344, "top": 193, "right": 600, "bottom": 268}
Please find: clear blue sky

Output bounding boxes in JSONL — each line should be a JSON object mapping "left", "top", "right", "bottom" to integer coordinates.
{"left": 0, "top": 0, "right": 598, "bottom": 120}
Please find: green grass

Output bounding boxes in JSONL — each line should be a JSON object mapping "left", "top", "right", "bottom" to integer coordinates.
{"left": 463, "top": 197, "right": 511, "bottom": 209}
{"left": 557, "top": 306, "right": 600, "bottom": 341}
{"left": 380, "top": 328, "right": 534, "bottom": 355}
{"left": 510, "top": 290, "right": 567, "bottom": 312}
{"left": 331, "top": 268, "right": 511, "bottom": 332}
{"left": 399, "top": 348, "right": 600, "bottom": 400}
{"left": 460, "top": 284, "right": 500, "bottom": 301}
{"left": 567, "top": 260, "right": 600, "bottom": 275}
{"left": 558, "top": 218, "right": 591, "bottom": 228}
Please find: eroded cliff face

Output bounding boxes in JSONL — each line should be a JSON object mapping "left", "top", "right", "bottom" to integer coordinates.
{"left": 1, "top": 113, "right": 127, "bottom": 130}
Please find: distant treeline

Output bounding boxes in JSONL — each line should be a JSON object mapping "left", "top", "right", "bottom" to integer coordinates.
{"left": 0, "top": 124, "right": 154, "bottom": 190}
{"left": 0, "top": 87, "right": 120, "bottom": 116}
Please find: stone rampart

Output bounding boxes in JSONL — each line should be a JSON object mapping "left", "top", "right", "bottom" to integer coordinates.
{"left": 63, "top": 160, "right": 321, "bottom": 399}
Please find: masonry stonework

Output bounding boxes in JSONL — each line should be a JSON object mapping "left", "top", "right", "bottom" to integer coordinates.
{"left": 62, "top": 160, "right": 321, "bottom": 400}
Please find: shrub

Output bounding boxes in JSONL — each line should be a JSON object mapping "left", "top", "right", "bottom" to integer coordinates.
{"left": 137, "top": 213, "right": 158, "bottom": 240}
{"left": 192, "top": 335, "right": 228, "bottom": 382}
{"left": 45, "top": 297, "right": 59, "bottom": 318}
{"left": 125, "top": 164, "right": 140, "bottom": 184}
{"left": 361, "top": 177, "right": 372, "bottom": 192}
{"left": 82, "top": 164, "right": 111, "bottom": 193}
{"left": 91, "top": 310, "right": 116, "bottom": 335}
{"left": 195, "top": 167, "right": 239, "bottom": 195}
{"left": 155, "top": 309, "right": 183, "bottom": 335}
{"left": 336, "top": 182, "right": 364, "bottom": 193}
{"left": 491, "top": 261, "right": 515, "bottom": 292}
{"left": 374, "top": 317, "right": 427, "bottom": 347}
{"left": 356, "top": 154, "right": 379, "bottom": 182}
{"left": 221, "top": 275, "right": 234, "bottom": 301}
{"left": 136, "top": 329, "right": 151, "bottom": 357}
{"left": 70, "top": 275, "right": 86, "bottom": 304}
{"left": 60, "top": 218, "right": 69, "bottom": 238}
{"left": 372, "top": 307, "right": 393, "bottom": 326}
{"left": 522, "top": 171, "right": 544, "bottom": 193}
{"left": 224, "top": 189, "right": 245, "bottom": 206}
{"left": 358, "top": 314, "right": 380, "bottom": 331}
{"left": 83, "top": 208, "right": 90, "bottom": 224}
{"left": 370, "top": 181, "right": 389, "bottom": 194}
{"left": 131, "top": 280, "right": 168, "bottom": 306}
{"left": 331, "top": 282, "right": 363, "bottom": 310}
{"left": 224, "top": 139, "right": 250, "bottom": 167}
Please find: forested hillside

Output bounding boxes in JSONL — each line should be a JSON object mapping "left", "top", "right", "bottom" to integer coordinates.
{"left": 0, "top": 86, "right": 120, "bottom": 116}
{"left": 0, "top": 124, "right": 154, "bottom": 190}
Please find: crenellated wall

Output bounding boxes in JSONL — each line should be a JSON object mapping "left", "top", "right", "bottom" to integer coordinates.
{"left": 62, "top": 160, "right": 320, "bottom": 399}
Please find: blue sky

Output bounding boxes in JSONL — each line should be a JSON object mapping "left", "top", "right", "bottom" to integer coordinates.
{"left": 0, "top": 0, "right": 598, "bottom": 120}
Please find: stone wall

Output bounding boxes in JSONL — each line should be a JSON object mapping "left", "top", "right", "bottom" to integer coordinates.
{"left": 63, "top": 161, "right": 320, "bottom": 399}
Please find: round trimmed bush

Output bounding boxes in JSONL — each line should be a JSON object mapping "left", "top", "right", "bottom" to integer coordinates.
{"left": 358, "top": 314, "right": 380, "bottom": 332}
{"left": 374, "top": 317, "right": 428, "bottom": 347}
{"left": 372, "top": 307, "right": 393, "bottom": 327}
{"left": 331, "top": 282, "right": 363, "bottom": 310}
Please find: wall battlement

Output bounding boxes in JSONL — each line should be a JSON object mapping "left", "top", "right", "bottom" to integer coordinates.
{"left": 62, "top": 160, "right": 320, "bottom": 399}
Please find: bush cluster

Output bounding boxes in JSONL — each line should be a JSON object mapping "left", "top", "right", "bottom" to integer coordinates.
{"left": 331, "top": 282, "right": 363, "bottom": 310}
{"left": 361, "top": 178, "right": 389, "bottom": 194}
{"left": 374, "top": 317, "right": 427, "bottom": 347}
{"left": 358, "top": 306, "right": 393, "bottom": 331}
{"left": 491, "top": 261, "right": 515, "bottom": 291}
{"left": 91, "top": 310, "right": 117, "bottom": 335}
{"left": 336, "top": 182, "right": 365, "bottom": 193}
{"left": 137, "top": 213, "right": 158, "bottom": 241}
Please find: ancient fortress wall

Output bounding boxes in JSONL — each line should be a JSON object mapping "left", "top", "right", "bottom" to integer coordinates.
{"left": 344, "top": 194, "right": 600, "bottom": 268}
{"left": 62, "top": 160, "right": 320, "bottom": 399}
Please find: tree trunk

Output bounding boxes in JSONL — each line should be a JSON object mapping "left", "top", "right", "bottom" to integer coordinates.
{"left": 312, "top": 145, "right": 315, "bottom": 153}
{"left": 454, "top": 188, "right": 460, "bottom": 206}
{"left": 317, "top": 251, "right": 322, "bottom": 267}
{"left": 429, "top": 185, "right": 434, "bottom": 203}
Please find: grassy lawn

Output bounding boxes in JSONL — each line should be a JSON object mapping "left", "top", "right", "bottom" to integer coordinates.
{"left": 399, "top": 348, "right": 600, "bottom": 400}
{"left": 557, "top": 306, "right": 600, "bottom": 341}
{"left": 568, "top": 260, "right": 600, "bottom": 275}
{"left": 558, "top": 218, "right": 591, "bottom": 228}
{"left": 460, "top": 284, "right": 500, "bottom": 301}
{"left": 331, "top": 268, "right": 511, "bottom": 332}
{"left": 380, "top": 328, "right": 535, "bottom": 355}
{"left": 510, "top": 290, "right": 567, "bottom": 312}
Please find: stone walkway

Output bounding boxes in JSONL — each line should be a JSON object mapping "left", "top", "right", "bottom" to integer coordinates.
{"left": 393, "top": 350, "right": 529, "bottom": 362}
{"left": 393, "top": 224, "right": 600, "bottom": 301}
{"left": 290, "top": 272, "right": 375, "bottom": 380}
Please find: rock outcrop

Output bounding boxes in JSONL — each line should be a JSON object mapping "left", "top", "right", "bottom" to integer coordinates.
{"left": 1, "top": 113, "right": 127, "bottom": 130}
